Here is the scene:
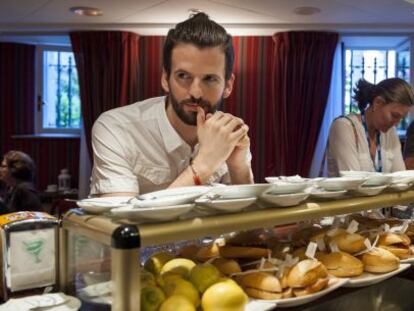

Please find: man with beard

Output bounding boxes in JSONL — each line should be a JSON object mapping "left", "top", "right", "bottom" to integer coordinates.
{"left": 90, "top": 12, "right": 253, "bottom": 197}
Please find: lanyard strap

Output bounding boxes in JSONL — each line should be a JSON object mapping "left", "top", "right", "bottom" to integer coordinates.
{"left": 361, "top": 113, "right": 382, "bottom": 172}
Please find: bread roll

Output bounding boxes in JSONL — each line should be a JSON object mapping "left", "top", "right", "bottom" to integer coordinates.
{"left": 360, "top": 247, "right": 400, "bottom": 273}
{"left": 377, "top": 233, "right": 412, "bottom": 259}
{"left": 287, "top": 259, "right": 328, "bottom": 288}
{"left": 292, "top": 277, "right": 329, "bottom": 297}
{"left": 317, "top": 251, "right": 363, "bottom": 277}
{"left": 329, "top": 233, "right": 366, "bottom": 254}
{"left": 236, "top": 271, "right": 282, "bottom": 300}
{"left": 211, "top": 258, "right": 242, "bottom": 276}
{"left": 219, "top": 246, "right": 271, "bottom": 259}
{"left": 195, "top": 243, "right": 220, "bottom": 262}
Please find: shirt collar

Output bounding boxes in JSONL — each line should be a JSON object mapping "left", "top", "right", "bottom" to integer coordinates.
{"left": 157, "top": 96, "right": 191, "bottom": 153}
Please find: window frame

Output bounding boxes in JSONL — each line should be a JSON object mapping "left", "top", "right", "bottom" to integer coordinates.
{"left": 35, "top": 45, "right": 81, "bottom": 135}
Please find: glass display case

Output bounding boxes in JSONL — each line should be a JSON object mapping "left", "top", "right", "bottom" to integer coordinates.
{"left": 59, "top": 190, "right": 414, "bottom": 311}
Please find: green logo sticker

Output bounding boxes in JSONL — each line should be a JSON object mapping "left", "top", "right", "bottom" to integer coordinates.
{"left": 23, "top": 239, "right": 45, "bottom": 263}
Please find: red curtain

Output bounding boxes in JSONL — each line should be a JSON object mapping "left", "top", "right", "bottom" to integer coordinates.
{"left": 272, "top": 31, "right": 338, "bottom": 177}
{"left": 137, "top": 36, "right": 165, "bottom": 100}
{"left": 0, "top": 43, "right": 35, "bottom": 154}
{"left": 226, "top": 37, "right": 275, "bottom": 182}
{"left": 70, "top": 31, "right": 140, "bottom": 158}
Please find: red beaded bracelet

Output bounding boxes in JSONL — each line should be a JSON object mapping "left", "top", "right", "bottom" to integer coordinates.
{"left": 189, "top": 161, "right": 202, "bottom": 186}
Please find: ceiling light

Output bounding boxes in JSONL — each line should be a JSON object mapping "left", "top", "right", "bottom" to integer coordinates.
{"left": 70, "top": 7, "right": 103, "bottom": 17}
{"left": 293, "top": 6, "right": 321, "bottom": 16}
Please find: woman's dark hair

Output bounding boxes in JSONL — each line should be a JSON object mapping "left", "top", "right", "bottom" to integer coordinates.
{"left": 353, "top": 78, "right": 414, "bottom": 112}
{"left": 163, "top": 12, "right": 234, "bottom": 80}
{"left": 3, "top": 151, "right": 35, "bottom": 182}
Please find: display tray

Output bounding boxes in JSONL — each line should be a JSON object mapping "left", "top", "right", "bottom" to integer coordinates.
{"left": 282, "top": 276, "right": 414, "bottom": 311}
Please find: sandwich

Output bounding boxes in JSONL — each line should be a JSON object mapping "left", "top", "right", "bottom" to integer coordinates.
{"left": 316, "top": 251, "right": 363, "bottom": 277}
{"left": 286, "top": 259, "right": 329, "bottom": 297}
{"left": 328, "top": 232, "right": 366, "bottom": 254}
{"left": 211, "top": 258, "right": 242, "bottom": 276}
{"left": 359, "top": 247, "right": 400, "bottom": 273}
{"left": 236, "top": 271, "right": 292, "bottom": 299}
{"left": 377, "top": 232, "right": 412, "bottom": 259}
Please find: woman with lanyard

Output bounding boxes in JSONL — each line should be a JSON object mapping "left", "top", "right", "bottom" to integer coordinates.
{"left": 327, "top": 78, "right": 414, "bottom": 177}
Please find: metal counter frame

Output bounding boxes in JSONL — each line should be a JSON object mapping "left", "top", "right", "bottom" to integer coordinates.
{"left": 59, "top": 190, "right": 414, "bottom": 311}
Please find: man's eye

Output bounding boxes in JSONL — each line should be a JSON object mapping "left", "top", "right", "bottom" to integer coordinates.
{"left": 204, "top": 76, "right": 218, "bottom": 83}
{"left": 177, "top": 72, "right": 190, "bottom": 79}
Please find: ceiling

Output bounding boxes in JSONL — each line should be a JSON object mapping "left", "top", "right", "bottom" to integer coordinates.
{"left": 1, "top": 0, "right": 414, "bottom": 44}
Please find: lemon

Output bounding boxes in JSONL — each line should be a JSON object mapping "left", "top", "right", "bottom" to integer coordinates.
{"left": 202, "top": 278, "right": 248, "bottom": 311}
{"left": 140, "top": 285, "right": 166, "bottom": 311}
{"left": 159, "top": 295, "right": 196, "bottom": 311}
{"left": 162, "top": 277, "right": 200, "bottom": 307}
{"left": 141, "top": 269, "right": 156, "bottom": 287}
{"left": 144, "top": 252, "right": 175, "bottom": 275}
{"left": 190, "top": 263, "right": 221, "bottom": 293}
{"left": 160, "top": 258, "right": 196, "bottom": 279}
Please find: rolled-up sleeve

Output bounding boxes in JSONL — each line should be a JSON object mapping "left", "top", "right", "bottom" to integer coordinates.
{"left": 90, "top": 115, "right": 138, "bottom": 195}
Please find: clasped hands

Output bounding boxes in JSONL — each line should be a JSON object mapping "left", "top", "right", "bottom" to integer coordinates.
{"left": 195, "top": 107, "right": 250, "bottom": 173}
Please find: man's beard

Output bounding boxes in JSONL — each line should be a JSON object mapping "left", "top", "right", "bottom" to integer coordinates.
{"left": 169, "top": 92, "right": 223, "bottom": 126}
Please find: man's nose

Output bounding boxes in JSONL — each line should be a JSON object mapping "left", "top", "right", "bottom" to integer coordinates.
{"left": 188, "top": 79, "right": 202, "bottom": 99}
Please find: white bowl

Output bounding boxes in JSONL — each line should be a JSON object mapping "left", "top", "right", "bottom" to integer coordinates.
{"left": 389, "top": 183, "right": 412, "bottom": 192}
{"left": 133, "top": 186, "right": 210, "bottom": 208}
{"left": 310, "top": 188, "right": 347, "bottom": 199}
{"left": 317, "top": 177, "right": 366, "bottom": 191}
{"left": 195, "top": 197, "right": 257, "bottom": 212}
{"left": 77, "top": 196, "right": 134, "bottom": 214}
{"left": 111, "top": 204, "right": 194, "bottom": 221}
{"left": 340, "top": 170, "right": 375, "bottom": 178}
{"left": 267, "top": 181, "right": 312, "bottom": 195}
{"left": 363, "top": 174, "right": 393, "bottom": 187}
{"left": 265, "top": 175, "right": 309, "bottom": 184}
{"left": 259, "top": 192, "right": 309, "bottom": 207}
{"left": 204, "top": 184, "right": 271, "bottom": 199}
{"left": 388, "top": 170, "right": 414, "bottom": 184}
{"left": 353, "top": 185, "right": 387, "bottom": 196}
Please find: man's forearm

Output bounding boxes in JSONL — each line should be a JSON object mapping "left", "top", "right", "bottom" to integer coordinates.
{"left": 227, "top": 163, "right": 254, "bottom": 184}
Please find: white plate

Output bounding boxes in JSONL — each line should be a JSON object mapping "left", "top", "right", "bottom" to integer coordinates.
{"left": 111, "top": 204, "right": 194, "bottom": 221}
{"left": 133, "top": 186, "right": 210, "bottom": 208}
{"left": 310, "top": 188, "right": 347, "bottom": 199}
{"left": 401, "top": 256, "right": 414, "bottom": 264}
{"left": 250, "top": 277, "right": 349, "bottom": 308}
{"left": 352, "top": 185, "right": 388, "bottom": 196}
{"left": 204, "top": 184, "right": 271, "bottom": 199}
{"left": 77, "top": 196, "right": 134, "bottom": 213}
{"left": 260, "top": 192, "right": 309, "bottom": 207}
{"left": 317, "top": 177, "right": 367, "bottom": 191}
{"left": 389, "top": 183, "right": 412, "bottom": 192}
{"left": 195, "top": 197, "right": 257, "bottom": 212}
{"left": 344, "top": 263, "right": 410, "bottom": 288}
{"left": 246, "top": 300, "right": 277, "bottom": 311}
{"left": 0, "top": 293, "right": 81, "bottom": 311}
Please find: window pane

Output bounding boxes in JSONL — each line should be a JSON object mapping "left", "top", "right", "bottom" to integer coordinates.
{"left": 42, "top": 51, "right": 81, "bottom": 129}
{"left": 344, "top": 47, "right": 410, "bottom": 131}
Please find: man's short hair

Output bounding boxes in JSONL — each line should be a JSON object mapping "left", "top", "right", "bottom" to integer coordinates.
{"left": 163, "top": 12, "right": 234, "bottom": 80}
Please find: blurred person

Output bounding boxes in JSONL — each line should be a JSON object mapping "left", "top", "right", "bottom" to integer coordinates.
{"left": 0, "top": 150, "right": 42, "bottom": 213}
{"left": 327, "top": 78, "right": 414, "bottom": 176}
{"left": 90, "top": 12, "right": 253, "bottom": 197}
{"left": 404, "top": 120, "right": 414, "bottom": 169}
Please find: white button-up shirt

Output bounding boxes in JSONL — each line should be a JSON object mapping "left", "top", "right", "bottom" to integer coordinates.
{"left": 90, "top": 96, "right": 230, "bottom": 195}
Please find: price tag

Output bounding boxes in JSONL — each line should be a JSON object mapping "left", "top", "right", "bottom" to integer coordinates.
{"left": 315, "top": 238, "right": 326, "bottom": 251}
{"left": 305, "top": 242, "right": 318, "bottom": 259}
{"left": 364, "top": 238, "right": 372, "bottom": 250}
{"left": 329, "top": 242, "right": 340, "bottom": 253}
{"left": 346, "top": 220, "right": 359, "bottom": 234}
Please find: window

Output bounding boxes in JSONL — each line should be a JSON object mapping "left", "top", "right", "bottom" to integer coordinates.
{"left": 36, "top": 46, "right": 81, "bottom": 134}
{"left": 343, "top": 36, "right": 410, "bottom": 132}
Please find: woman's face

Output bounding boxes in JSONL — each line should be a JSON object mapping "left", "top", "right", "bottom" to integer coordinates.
{"left": 0, "top": 159, "right": 10, "bottom": 183}
{"left": 372, "top": 97, "right": 411, "bottom": 132}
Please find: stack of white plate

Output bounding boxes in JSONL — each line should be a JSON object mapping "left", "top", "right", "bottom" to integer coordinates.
{"left": 195, "top": 184, "right": 270, "bottom": 213}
